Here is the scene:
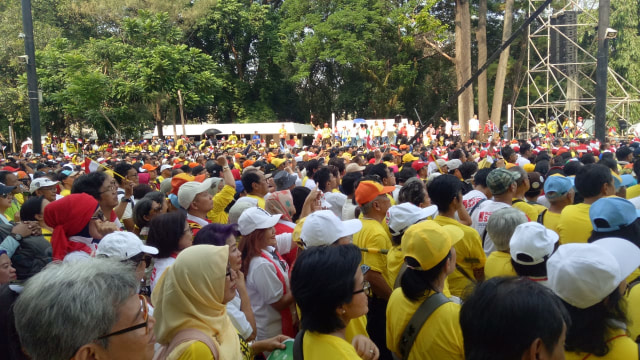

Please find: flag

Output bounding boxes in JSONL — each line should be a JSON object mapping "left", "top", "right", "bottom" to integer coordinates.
{"left": 21, "top": 138, "right": 33, "bottom": 155}
{"left": 84, "top": 158, "right": 100, "bottom": 173}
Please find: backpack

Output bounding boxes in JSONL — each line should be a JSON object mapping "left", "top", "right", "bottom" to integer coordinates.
{"left": 0, "top": 224, "right": 52, "bottom": 281}
{"left": 153, "top": 328, "right": 219, "bottom": 360}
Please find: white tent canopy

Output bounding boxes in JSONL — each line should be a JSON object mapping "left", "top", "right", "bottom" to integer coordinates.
{"left": 152, "top": 122, "right": 316, "bottom": 137}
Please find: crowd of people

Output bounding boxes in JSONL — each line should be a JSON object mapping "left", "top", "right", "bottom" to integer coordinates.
{"left": 2, "top": 119, "right": 640, "bottom": 360}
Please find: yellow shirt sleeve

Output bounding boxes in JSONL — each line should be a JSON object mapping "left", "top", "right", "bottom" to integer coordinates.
{"left": 173, "top": 341, "right": 215, "bottom": 360}
{"left": 208, "top": 185, "right": 235, "bottom": 224}
{"left": 303, "top": 332, "right": 362, "bottom": 360}
{"left": 512, "top": 201, "right": 538, "bottom": 222}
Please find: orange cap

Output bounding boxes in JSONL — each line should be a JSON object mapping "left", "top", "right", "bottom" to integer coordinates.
{"left": 243, "top": 160, "right": 255, "bottom": 168}
{"left": 141, "top": 164, "right": 157, "bottom": 172}
{"left": 355, "top": 181, "right": 395, "bottom": 206}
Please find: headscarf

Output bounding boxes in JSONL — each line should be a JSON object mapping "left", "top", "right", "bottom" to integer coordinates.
{"left": 265, "top": 190, "right": 296, "bottom": 222}
{"left": 152, "top": 245, "right": 241, "bottom": 358}
{"left": 44, "top": 193, "right": 98, "bottom": 261}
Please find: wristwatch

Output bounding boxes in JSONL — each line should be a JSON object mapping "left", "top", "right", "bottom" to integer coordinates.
{"left": 121, "top": 197, "right": 132, "bottom": 203}
{"left": 12, "top": 234, "right": 22, "bottom": 241}
{"left": 222, "top": 165, "right": 230, "bottom": 171}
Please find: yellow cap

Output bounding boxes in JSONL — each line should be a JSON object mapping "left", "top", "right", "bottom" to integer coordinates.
{"left": 401, "top": 221, "right": 464, "bottom": 270}
{"left": 523, "top": 163, "right": 535, "bottom": 173}
{"left": 402, "top": 153, "right": 419, "bottom": 163}
{"left": 271, "top": 158, "right": 286, "bottom": 168}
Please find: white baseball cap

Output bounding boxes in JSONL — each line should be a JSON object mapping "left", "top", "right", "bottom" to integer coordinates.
{"left": 29, "top": 178, "right": 59, "bottom": 194}
{"left": 95, "top": 231, "right": 158, "bottom": 260}
{"left": 177, "top": 178, "right": 215, "bottom": 210}
{"left": 237, "top": 207, "right": 281, "bottom": 235}
{"left": 228, "top": 197, "right": 259, "bottom": 224}
{"left": 510, "top": 222, "right": 558, "bottom": 265}
{"left": 300, "top": 210, "right": 362, "bottom": 247}
{"left": 547, "top": 237, "right": 640, "bottom": 309}
{"left": 386, "top": 203, "right": 438, "bottom": 236}
{"left": 160, "top": 164, "right": 172, "bottom": 172}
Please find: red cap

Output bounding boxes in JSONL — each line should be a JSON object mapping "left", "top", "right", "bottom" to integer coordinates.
{"left": 411, "top": 161, "right": 427, "bottom": 172}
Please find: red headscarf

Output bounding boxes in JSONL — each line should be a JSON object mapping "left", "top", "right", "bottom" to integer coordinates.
{"left": 44, "top": 193, "right": 98, "bottom": 261}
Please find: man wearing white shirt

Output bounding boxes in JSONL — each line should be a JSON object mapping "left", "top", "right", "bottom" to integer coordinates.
{"left": 469, "top": 114, "right": 480, "bottom": 140}
{"left": 515, "top": 143, "right": 532, "bottom": 167}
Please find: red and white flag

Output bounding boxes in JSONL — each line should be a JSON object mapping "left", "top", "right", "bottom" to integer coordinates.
{"left": 84, "top": 158, "right": 100, "bottom": 173}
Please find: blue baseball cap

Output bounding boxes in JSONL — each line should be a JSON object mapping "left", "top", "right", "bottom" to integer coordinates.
{"left": 235, "top": 180, "right": 245, "bottom": 193}
{"left": 590, "top": 197, "right": 640, "bottom": 232}
{"left": 544, "top": 175, "right": 573, "bottom": 200}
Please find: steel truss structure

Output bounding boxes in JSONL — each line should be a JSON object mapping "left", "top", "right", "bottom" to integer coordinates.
{"left": 515, "top": 0, "right": 640, "bottom": 134}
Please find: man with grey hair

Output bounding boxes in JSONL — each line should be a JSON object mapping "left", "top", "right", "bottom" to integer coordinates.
{"left": 484, "top": 207, "right": 528, "bottom": 279}
{"left": 14, "top": 258, "right": 156, "bottom": 360}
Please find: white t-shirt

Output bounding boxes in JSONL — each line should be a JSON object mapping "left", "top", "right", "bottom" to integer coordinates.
{"left": 304, "top": 178, "right": 317, "bottom": 191}
{"left": 342, "top": 198, "right": 359, "bottom": 220}
{"left": 150, "top": 257, "right": 175, "bottom": 293}
{"left": 246, "top": 240, "right": 292, "bottom": 341}
{"left": 227, "top": 292, "right": 254, "bottom": 339}
{"left": 515, "top": 156, "right": 531, "bottom": 167}
{"left": 407, "top": 124, "right": 416, "bottom": 138}
{"left": 470, "top": 200, "right": 512, "bottom": 256}
{"left": 462, "top": 190, "right": 488, "bottom": 213}
{"left": 324, "top": 192, "right": 347, "bottom": 219}
{"left": 469, "top": 118, "right": 480, "bottom": 132}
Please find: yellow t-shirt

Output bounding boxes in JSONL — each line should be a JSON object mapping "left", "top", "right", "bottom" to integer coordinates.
{"left": 627, "top": 281, "right": 640, "bottom": 342}
{"left": 353, "top": 219, "right": 393, "bottom": 290}
{"left": 246, "top": 194, "right": 265, "bottom": 210}
{"left": 42, "top": 228, "right": 52, "bottom": 242}
{"left": 302, "top": 332, "right": 361, "bottom": 360}
{"left": 528, "top": 202, "right": 547, "bottom": 216}
{"left": 207, "top": 185, "right": 235, "bottom": 224}
{"left": 512, "top": 199, "right": 538, "bottom": 221}
{"left": 434, "top": 216, "right": 485, "bottom": 297}
{"left": 627, "top": 184, "right": 640, "bottom": 200}
{"left": 386, "top": 289, "right": 465, "bottom": 360}
{"left": 564, "top": 329, "right": 638, "bottom": 360}
{"left": 557, "top": 203, "right": 592, "bottom": 244}
{"left": 541, "top": 210, "right": 562, "bottom": 235}
{"left": 387, "top": 245, "right": 404, "bottom": 289}
{"left": 344, "top": 315, "right": 368, "bottom": 343}
{"left": 484, "top": 251, "right": 516, "bottom": 279}
{"left": 173, "top": 341, "right": 215, "bottom": 360}
{"left": 60, "top": 189, "right": 71, "bottom": 197}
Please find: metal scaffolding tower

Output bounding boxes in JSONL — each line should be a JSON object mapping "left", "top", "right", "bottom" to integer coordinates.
{"left": 515, "top": 0, "right": 640, "bottom": 135}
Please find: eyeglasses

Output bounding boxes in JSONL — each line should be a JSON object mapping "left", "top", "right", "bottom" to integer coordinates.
{"left": 127, "top": 253, "right": 152, "bottom": 269}
{"left": 99, "top": 185, "right": 117, "bottom": 194}
{"left": 96, "top": 294, "right": 149, "bottom": 340}
{"left": 353, "top": 281, "right": 371, "bottom": 296}
{"left": 0, "top": 193, "right": 11, "bottom": 199}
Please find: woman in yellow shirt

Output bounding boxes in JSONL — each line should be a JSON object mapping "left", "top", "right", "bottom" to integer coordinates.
{"left": 291, "top": 244, "right": 377, "bottom": 360}
{"left": 152, "top": 245, "right": 288, "bottom": 359}
{"left": 386, "top": 220, "right": 465, "bottom": 360}
{"left": 547, "top": 239, "right": 640, "bottom": 360}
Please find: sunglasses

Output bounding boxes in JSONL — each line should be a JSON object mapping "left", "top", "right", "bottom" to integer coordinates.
{"left": 97, "top": 294, "right": 149, "bottom": 340}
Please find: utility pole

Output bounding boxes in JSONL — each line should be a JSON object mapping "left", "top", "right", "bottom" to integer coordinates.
{"left": 21, "top": 0, "right": 42, "bottom": 154}
{"left": 594, "top": 0, "right": 610, "bottom": 142}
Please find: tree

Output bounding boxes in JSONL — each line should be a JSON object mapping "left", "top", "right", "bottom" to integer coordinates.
{"left": 489, "top": 0, "right": 515, "bottom": 129}
{"left": 476, "top": 0, "right": 489, "bottom": 135}
{"left": 455, "top": 0, "right": 474, "bottom": 138}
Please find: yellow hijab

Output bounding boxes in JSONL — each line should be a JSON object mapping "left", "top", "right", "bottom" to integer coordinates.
{"left": 152, "top": 245, "right": 241, "bottom": 358}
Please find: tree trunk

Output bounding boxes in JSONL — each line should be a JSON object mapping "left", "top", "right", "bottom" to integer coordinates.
{"left": 455, "top": 0, "right": 473, "bottom": 140}
{"left": 490, "top": 0, "right": 515, "bottom": 130}
{"left": 155, "top": 102, "right": 164, "bottom": 139}
{"left": 477, "top": 0, "right": 489, "bottom": 139}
